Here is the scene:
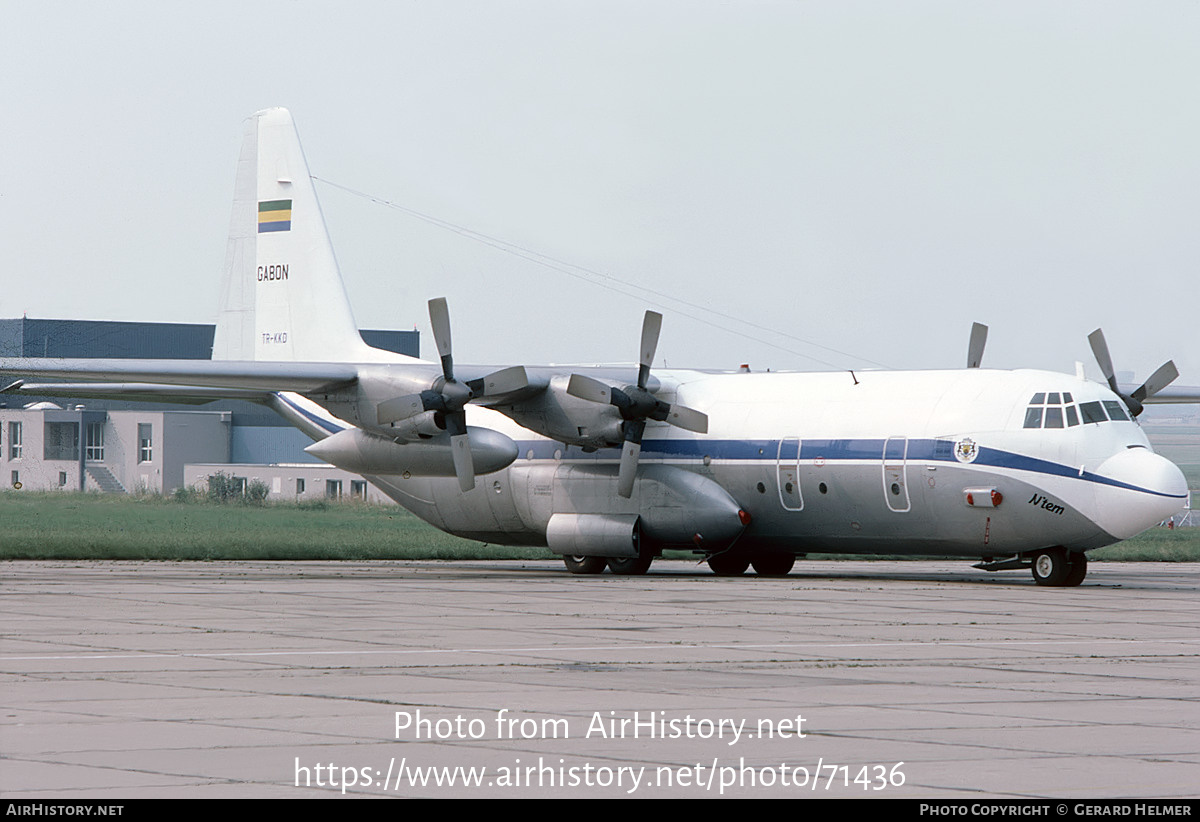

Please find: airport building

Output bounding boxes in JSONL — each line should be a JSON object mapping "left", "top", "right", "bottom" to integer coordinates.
{"left": 0, "top": 317, "right": 417, "bottom": 501}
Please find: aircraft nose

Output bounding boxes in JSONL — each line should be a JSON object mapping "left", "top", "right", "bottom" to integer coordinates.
{"left": 1091, "top": 448, "right": 1188, "bottom": 540}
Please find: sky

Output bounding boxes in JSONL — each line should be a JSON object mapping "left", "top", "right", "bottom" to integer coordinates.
{"left": 2, "top": 1, "right": 1197, "bottom": 385}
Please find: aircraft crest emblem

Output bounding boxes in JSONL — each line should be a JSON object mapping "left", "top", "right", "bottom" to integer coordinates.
{"left": 954, "top": 437, "right": 978, "bottom": 464}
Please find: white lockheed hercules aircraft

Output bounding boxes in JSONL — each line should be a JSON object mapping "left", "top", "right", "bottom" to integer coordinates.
{"left": 2, "top": 109, "right": 1194, "bottom": 585}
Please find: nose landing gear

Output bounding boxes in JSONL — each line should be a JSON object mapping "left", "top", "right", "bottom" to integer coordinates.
{"left": 1031, "top": 547, "right": 1087, "bottom": 587}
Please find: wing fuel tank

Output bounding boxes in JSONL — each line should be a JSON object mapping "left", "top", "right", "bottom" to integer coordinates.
{"left": 305, "top": 426, "right": 518, "bottom": 477}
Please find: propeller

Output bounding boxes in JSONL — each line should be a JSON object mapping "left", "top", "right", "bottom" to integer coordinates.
{"left": 966, "top": 322, "right": 987, "bottom": 368}
{"left": 566, "top": 310, "right": 708, "bottom": 498}
{"left": 376, "top": 298, "right": 528, "bottom": 491}
{"left": 1086, "top": 328, "right": 1178, "bottom": 418}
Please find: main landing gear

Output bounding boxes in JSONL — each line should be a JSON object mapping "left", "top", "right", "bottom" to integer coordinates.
{"left": 561, "top": 550, "right": 655, "bottom": 575}
{"left": 562, "top": 555, "right": 607, "bottom": 575}
{"left": 706, "top": 550, "right": 796, "bottom": 577}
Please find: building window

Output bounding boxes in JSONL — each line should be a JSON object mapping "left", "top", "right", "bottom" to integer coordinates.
{"left": 58, "top": 471, "right": 68, "bottom": 487}
{"left": 295, "top": 478, "right": 305, "bottom": 495}
{"left": 138, "top": 424, "right": 153, "bottom": 463}
{"left": 12, "top": 470, "right": 20, "bottom": 487}
{"left": 351, "top": 480, "right": 367, "bottom": 500}
{"left": 326, "top": 479, "right": 342, "bottom": 499}
{"left": 44, "top": 422, "right": 79, "bottom": 461}
{"left": 85, "top": 422, "right": 104, "bottom": 461}
{"left": 8, "top": 422, "right": 22, "bottom": 460}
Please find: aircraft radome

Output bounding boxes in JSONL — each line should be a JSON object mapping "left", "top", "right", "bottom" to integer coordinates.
{"left": 2, "top": 108, "right": 1195, "bottom": 586}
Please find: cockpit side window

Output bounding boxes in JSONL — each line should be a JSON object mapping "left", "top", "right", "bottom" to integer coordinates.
{"left": 1065, "top": 405, "right": 1079, "bottom": 426}
{"left": 1102, "top": 400, "right": 1129, "bottom": 422}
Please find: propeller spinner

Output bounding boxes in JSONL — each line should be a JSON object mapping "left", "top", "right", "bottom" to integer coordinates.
{"left": 376, "top": 298, "right": 527, "bottom": 491}
{"left": 1087, "top": 328, "right": 1178, "bottom": 418}
{"left": 566, "top": 310, "right": 708, "bottom": 498}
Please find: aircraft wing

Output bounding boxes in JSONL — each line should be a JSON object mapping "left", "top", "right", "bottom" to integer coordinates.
{"left": 0, "top": 381, "right": 277, "bottom": 405}
{"left": 1139, "top": 384, "right": 1200, "bottom": 405}
{"left": 0, "top": 358, "right": 359, "bottom": 393}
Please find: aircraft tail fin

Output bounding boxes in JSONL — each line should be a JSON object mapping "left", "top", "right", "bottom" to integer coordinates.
{"left": 212, "top": 108, "right": 408, "bottom": 364}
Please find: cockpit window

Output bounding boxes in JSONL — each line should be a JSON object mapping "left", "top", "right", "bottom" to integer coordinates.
{"left": 1080, "top": 401, "right": 1106, "bottom": 424}
{"left": 1023, "top": 391, "right": 1082, "bottom": 429}
{"left": 1029, "top": 392, "right": 1130, "bottom": 428}
{"left": 1102, "top": 400, "right": 1129, "bottom": 422}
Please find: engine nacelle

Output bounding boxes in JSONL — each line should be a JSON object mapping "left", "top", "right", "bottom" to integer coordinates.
{"left": 382, "top": 410, "right": 444, "bottom": 443}
{"left": 501, "top": 375, "right": 624, "bottom": 449}
{"left": 305, "top": 426, "right": 518, "bottom": 477}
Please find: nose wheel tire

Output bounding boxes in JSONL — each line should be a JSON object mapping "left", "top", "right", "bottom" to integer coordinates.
{"left": 563, "top": 555, "right": 607, "bottom": 575}
{"left": 1063, "top": 552, "right": 1088, "bottom": 587}
{"left": 1032, "top": 547, "right": 1086, "bottom": 586}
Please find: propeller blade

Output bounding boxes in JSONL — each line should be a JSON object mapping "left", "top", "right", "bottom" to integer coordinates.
{"left": 444, "top": 408, "right": 468, "bottom": 438}
{"left": 667, "top": 403, "right": 708, "bottom": 434}
{"left": 638, "top": 311, "right": 662, "bottom": 389}
{"left": 967, "top": 322, "right": 988, "bottom": 369}
{"left": 450, "top": 432, "right": 476, "bottom": 492}
{"left": 376, "top": 393, "right": 428, "bottom": 425}
{"left": 428, "top": 297, "right": 454, "bottom": 379}
{"left": 1087, "top": 328, "right": 1119, "bottom": 393}
{"left": 566, "top": 373, "right": 613, "bottom": 404}
{"left": 616, "top": 419, "right": 646, "bottom": 499}
{"left": 1131, "top": 360, "right": 1179, "bottom": 403}
{"left": 617, "top": 440, "right": 640, "bottom": 499}
{"left": 475, "top": 365, "right": 528, "bottom": 396}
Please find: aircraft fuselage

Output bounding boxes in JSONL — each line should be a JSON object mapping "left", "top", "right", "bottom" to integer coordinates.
{"left": 358, "top": 366, "right": 1187, "bottom": 559}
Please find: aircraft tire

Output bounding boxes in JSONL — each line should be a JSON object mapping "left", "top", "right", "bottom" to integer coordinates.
{"left": 707, "top": 552, "right": 750, "bottom": 576}
{"left": 607, "top": 553, "right": 653, "bottom": 576}
{"left": 751, "top": 552, "right": 796, "bottom": 577}
{"left": 1031, "top": 547, "right": 1070, "bottom": 586}
{"left": 563, "top": 555, "right": 607, "bottom": 575}
{"left": 1063, "top": 552, "right": 1088, "bottom": 587}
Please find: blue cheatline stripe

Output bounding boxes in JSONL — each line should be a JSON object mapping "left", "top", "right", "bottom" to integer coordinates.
{"left": 505, "top": 437, "right": 1184, "bottom": 500}
{"left": 276, "top": 394, "right": 345, "bottom": 436}
{"left": 258, "top": 221, "right": 291, "bottom": 233}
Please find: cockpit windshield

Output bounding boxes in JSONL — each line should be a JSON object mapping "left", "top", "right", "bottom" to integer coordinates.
{"left": 1023, "top": 392, "right": 1131, "bottom": 429}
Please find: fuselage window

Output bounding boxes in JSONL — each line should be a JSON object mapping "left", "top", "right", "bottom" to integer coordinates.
{"left": 1102, "top": 400, "right": 1129, "bottom": 422}
{"left": 1065, "top": 405, "right": 1079, "bottom": 426}
{"left": 1044, "top": 407, "right": 1064, "bottom": 428}
{"left": 1080, "top": 401, "right": 1106, "bottom": 424}
{"left": 1023, "top": 407, "right": 1044, "bottom": 428}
